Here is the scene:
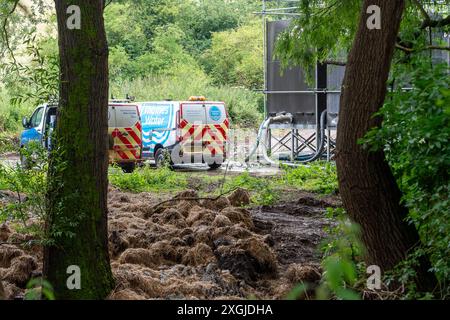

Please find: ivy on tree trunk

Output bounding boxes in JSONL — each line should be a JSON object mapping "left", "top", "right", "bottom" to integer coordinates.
{"left": 43, "top": 0, "right": 114, "bottom": 299}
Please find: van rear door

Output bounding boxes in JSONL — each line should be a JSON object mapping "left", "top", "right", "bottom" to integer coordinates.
{"left": 204, "top": 103, "right": 228, "bottom": 158}
{"left": 180, "top": 103, "right": 207, "bottom": 154}
{"left": 110, "top": 104, "right": 142, "bottom": 162}
{"left": 180, "top": 103, "right": 206, "bottom": 124}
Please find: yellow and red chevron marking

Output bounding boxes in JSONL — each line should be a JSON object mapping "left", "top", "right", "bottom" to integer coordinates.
{"left": 179, "top": 120, "right": 228, "bottom": 142}
{"left": 179, "top": 119, "right": 229, "bottom": 156}
{"left": 110, "top": 122, "right": 142, "bottom": 161}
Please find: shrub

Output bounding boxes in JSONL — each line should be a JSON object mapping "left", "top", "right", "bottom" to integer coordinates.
{"left": 283, "top": 162, "right": 338, "bottom": 194}
{"left": 0, "top": 143, "right": 48, "bottom": 239}
{"left": 363, "top": 59, "right": 450, "bottom": 290}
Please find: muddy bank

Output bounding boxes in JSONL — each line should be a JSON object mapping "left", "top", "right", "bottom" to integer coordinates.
{"left": 0, "top": 187, "right": 335, "bottom": 300}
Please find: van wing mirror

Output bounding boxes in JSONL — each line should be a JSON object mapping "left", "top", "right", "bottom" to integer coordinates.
{"left": 22, "top": 117, "right": 29, "bottom": 128}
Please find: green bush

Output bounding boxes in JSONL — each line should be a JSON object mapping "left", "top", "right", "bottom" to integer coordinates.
{"left": 364, "top": 59, "right": 450, "bottom": 289}
{"left": 202, "top": 20, "right": 263, "bottom": 89}
{"left": 283, "top": 162, "right": 338, "bottom": 194}
{"left": 0, "top": 88, "right": 34, "bottom": 134}
{"left": 109, "top": 166, "right": 188, "bottom": 193}
{"left": 0, "top": 143, "right": 48, "bottom": 239}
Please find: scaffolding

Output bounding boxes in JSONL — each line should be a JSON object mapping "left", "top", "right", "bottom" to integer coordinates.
{"left": 254, "top": 1, "right": 448, "bottom": 164}
{"left": 256, "top": 0, "right": 338, "bottom": 162}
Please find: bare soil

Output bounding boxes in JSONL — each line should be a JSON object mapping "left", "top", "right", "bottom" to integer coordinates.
{"left": 0, "top": 178, "right": 339, "bottom": 300}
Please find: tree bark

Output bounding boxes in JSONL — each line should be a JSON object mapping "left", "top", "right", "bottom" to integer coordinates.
{"left": 336, "top": 0, "right": 437, "bottom": 292}
{"left": 0, "top": 280, "right": 5, "bottom": 300}
{"left": 43, "top": 0, "right": 114, "bottom": 299}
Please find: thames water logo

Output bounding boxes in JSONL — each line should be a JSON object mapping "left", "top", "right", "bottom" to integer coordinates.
{"left": 209, "top": 106, "right": 222, "bottom": 121}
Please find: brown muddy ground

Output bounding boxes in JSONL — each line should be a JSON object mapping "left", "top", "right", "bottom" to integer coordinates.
{"left": 252, "top": 192, "right": 340, "bottom": 270}
{"left": 0, "top": 178, "right": 339, "bottom": 300}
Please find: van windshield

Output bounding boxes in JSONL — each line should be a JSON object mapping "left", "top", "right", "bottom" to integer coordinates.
{"left": 30, "top": 107, "right": 44, "bottom": 128}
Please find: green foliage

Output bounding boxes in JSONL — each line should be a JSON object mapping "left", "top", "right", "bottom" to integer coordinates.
{"left": 176, "top": 0, "right": 258, "bottom": 55}
{"left": 109, "top": 166, "right": 188, "bottom": 193}
{"left": 0, "top": 88, "right": 34, "bottom": 134}
{"left": 322, "top": 208, "right": 364, "bottom": 262}
{"left": 0, "top": 132, "right": 17, "bottom": 153}
{"left": 126, "top": 0, "right": 182, "bottom": 51}
{"left": 109, "top": 24, "right": 203, "bottom": 82}
{"left": 274, "top": 1, "right": 449, "bottom": 82}
{"left": 3, "top": 33, "right": 59, "bottom": 107}
{"left": 2, "top": 0, "right": 265, "bottom": 130}
{"left": 223, "top": 172, "right": 278, "bottom": 206}
{"left": 287, "top": 207, "right": 364, "bottom": 300}
{"left": 283, "top": 162, "right": 338, "bottom": 194}
{"left": 24, "top": 278, "right": 55, "bottom": 301}
{"left": 363, "top": 59, "right": 450, "bottom": 286}
{"left": 318, "top": 208, "right": 364, "bottom": 300}
{"left": 104, "top": 2, "right": 148, "bottom": 59}
{"left": 0, "top": 143, "right": 47, "bottom": 239}
{"left": 203, "top": 20, "right": 263, "bottom": 89}
{"left": 104, "top": 0, "right": 265, "bottom": 126}
{"left": 0, "top": 33, "right": 58, "bottom": 139}
{"left": 274, "top": 0, "right": 361, "bottom": 82}
{"left": 275, "top": 1, "right": 450, "bottom": 297}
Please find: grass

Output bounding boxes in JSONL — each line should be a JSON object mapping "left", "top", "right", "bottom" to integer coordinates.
{"left": 222, "top": 172, "right": 279, "bottom": 206}
{"left": 282, "top": 162, "right": 338, "bottom": 194}
{"left": 108, "top": 161, "right": 338, "bottom": 204}
{"left": 108, "top": 165, "right": 188, "bottom": 193}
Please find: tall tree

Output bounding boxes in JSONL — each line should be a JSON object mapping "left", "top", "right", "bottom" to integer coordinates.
{"left": 336, "top": 0, "right": 436, "bottom": 292}
{"left": 43, "top": 0, "right": 114, "bottom": 299}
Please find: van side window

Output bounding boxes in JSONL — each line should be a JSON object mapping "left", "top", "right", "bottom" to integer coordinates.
{"left": 30, "top": 107, "right": 44, "bottom": 128}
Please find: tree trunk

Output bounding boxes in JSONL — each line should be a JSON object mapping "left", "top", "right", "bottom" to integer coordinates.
{"left": 43, "top": 0, "right": 114, "bottom": 299}
{"left": 336, "top": 0, "right": 437, "bottom": 292}
{"left": 0, "top": 280, "right": 5, "bottom": 300}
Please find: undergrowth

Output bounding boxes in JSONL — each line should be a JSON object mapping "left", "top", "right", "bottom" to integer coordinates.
{"left": 108, "top": 165, "right": 188, "bottom": 193}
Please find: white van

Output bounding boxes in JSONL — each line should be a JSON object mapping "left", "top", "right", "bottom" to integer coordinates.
{"left": 108, "top": 102, "right": 142, "bottom": 172}
{"left": 21, "top": 101, "right": 142, "bottom": 172}
{"left": 138, "top": 97, "right": 229, "bottom": 169}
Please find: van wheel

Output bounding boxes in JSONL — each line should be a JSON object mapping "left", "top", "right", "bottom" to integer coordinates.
{"left": 208, "top": 163, "right": 222, "bottom": 170}
{"left": 155, "top": 148, "right": 172, "bottom": 169}
{"left": 121, "top": 163, "right": 136, "bottom": 173}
